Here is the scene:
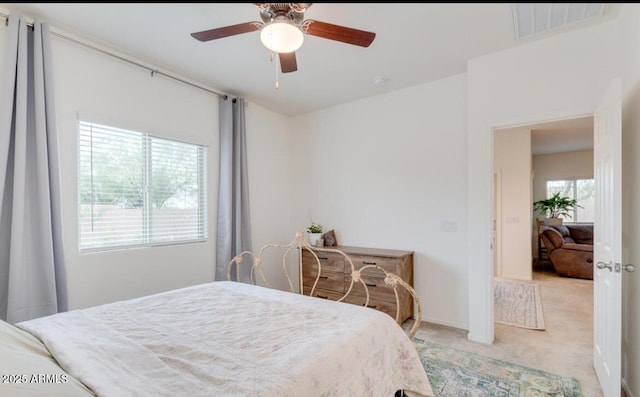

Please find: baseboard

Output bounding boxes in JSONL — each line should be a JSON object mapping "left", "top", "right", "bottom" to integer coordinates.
{"left": 417, "top": 316, "right": 493, "bottom": 344}
{"left": 420, "top": 315, "right": 467, "bottom": 331}
{"left": 622, "top": 377, "right": 634, "bottom": 397}
{"left": 467, "top": 332, "right": 493, "bottom": 344}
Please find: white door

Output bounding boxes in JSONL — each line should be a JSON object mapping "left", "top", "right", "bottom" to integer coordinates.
{"left": 593, "top": 78, "right": 621, "bottom": 397}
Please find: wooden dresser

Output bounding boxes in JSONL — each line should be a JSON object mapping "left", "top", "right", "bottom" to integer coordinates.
{"left": 301, "top": 245, "right": 415, "bottom": 324}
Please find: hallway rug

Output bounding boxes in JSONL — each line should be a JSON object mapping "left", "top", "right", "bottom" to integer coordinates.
{"left": 494, "top": 277, "right": 546, "bottom": 330}
{"left": 413, "top": 338, "right": 582, "bottom": 397}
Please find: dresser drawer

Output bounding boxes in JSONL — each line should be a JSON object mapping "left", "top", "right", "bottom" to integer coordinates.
{"left": 304, "top": 287, "right": 347, "bottom": 301}
{"left": 342, "top": 294, "right": 399, "bottom": 320}
{"left": 302, "top": 250, "right": 345, "bottom": 273}
{"left": 345, "top": 273, "right": 395, "bottom": 302}
{"left": 347, "top": 254, "right": 412, "bottom": 283}
{"left": 347, "top": 255, "right": 401, "bottom": 272}
{"left": 344, "top": 293, "right": 412, "bottom": 324}
{"left": 302, "top": 268, "right": 344, "bottom": 293}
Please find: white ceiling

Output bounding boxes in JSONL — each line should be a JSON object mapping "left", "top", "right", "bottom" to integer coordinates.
{"left": 530, "top": 116, "right": 594, "bottom": 155}
{"left": 0, "top": 3, "right": 619, "bottom": 118}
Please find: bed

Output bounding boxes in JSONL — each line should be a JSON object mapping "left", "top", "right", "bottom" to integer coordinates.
{"left": 1, "top": 233, "right": 433, "bottom": 397}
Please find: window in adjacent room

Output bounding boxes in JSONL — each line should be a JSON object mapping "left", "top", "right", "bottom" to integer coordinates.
{"left": 79, "top": 120, "right": 207, "bottom": 251}
{"left": 545, "top": 179, "right": 594, "bottom": 223}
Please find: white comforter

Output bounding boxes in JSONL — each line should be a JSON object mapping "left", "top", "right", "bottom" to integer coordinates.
{"left": 17, "top": 281, "right": 433, "bottom": 397}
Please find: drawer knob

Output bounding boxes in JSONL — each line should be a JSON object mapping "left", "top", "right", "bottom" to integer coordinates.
{"left": 362, "top": 261, "right": 377, "bottom": 265}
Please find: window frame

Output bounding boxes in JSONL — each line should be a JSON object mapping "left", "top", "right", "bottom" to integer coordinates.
{"left": 544, "top": 178, "right": 594, "bottom": 223}
{"left": 78, "top": 120, "right": 208, "bottom": 253}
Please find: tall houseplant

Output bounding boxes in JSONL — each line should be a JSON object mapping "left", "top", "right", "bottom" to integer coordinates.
{"left": 533, "top": 192, "right": 580, "bottom": 225}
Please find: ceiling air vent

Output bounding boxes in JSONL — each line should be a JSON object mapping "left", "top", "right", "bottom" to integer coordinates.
{"left": 511, "top": 3, "right": 606, "bottom": 40}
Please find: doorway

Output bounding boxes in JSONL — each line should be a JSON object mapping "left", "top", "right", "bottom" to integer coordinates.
{"left": 492, "top": 115, "right": 594, "bottom": 281}
{"left": 491, "top": 115, "right": 597, "bottom": 389}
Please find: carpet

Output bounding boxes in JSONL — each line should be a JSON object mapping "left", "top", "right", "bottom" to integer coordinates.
{"left": 494, "top": 277, "right": 546, "bottom": 330}
{"left": 413, "top": 338, "right": 582, "bottom": 397}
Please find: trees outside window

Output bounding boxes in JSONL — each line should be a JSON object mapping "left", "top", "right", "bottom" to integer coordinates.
{"left": 79, "top": 121, "right": 206, "bottom": 251}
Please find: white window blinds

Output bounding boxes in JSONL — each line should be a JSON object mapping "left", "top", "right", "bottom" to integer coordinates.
{"left": 79, "top": 121, "right": 207, "bottom": 251}
{"left": 546, "top": 179, "right": 594, "bottom": 222}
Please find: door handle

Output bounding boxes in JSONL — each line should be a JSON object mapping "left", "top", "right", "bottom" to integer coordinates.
{"left": 598, "top": 262, "right": 637, "bottom": 273}
{"left": 621, "top": 264, "right": 636, "bottom": 273}
{"left": 596, "top": 261, "right": 612, "bottom": 271}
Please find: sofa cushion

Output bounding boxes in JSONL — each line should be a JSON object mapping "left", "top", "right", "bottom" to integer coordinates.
{"left": 567, "top": 225, "right": 593, "bottom": 245}
{"left": 561, "top": 243, "right": 594, "bottom": 253}
{"left": 553, "top": 225, "right": 575, "bottom": 244}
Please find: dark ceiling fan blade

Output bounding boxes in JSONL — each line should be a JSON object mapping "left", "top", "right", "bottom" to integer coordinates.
{"left": 303, "top": 20, "right": 375, "bottom": 47}
{"left": 279, "top": 52, "right": 298, "bottom": 73}
{"left": 191, "top": 22, "right": 262, "bottom": 42}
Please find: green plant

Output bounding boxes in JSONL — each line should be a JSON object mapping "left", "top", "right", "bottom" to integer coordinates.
{"left": 307, "top": 222, "right": 323, "bottom": 234}
{"left": 533, "top": 192, "right": 581, "bottom": 219}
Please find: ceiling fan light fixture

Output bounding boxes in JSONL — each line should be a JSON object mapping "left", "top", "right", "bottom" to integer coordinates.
{"left": 260, "top": 20, "right": 304, "bottom": 53}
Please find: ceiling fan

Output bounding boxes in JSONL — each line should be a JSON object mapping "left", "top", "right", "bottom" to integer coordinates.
{"left": 191, "top": 3, "right": 376, "bottom": 74}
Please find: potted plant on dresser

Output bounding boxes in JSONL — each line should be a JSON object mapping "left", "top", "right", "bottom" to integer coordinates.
{"left": 533, "top": 192, "right": 580, "bottom": 226}
{"left": 306, "top": 222, "right": 323, "bottom": 246}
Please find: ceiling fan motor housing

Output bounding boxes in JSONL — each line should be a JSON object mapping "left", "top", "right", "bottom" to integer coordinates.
{"left": 258, "top": 3, "right": 310, "bottom": 24}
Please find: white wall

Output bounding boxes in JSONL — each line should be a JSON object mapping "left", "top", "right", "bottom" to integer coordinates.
{"left": 494, "top": 128, "right": 532, "bottom": 281}
{"left": 0, "top": 18, "right": 5, "bottom": 79}
{"left": 244, "top": 103, "right": 304, "bottom": 290}
{"left": 467, "top": 21, "right": 619, "bottom": 343}
{"left": 292, "top": 74, "right": 469, "bottom": 329}
{"left": 51, "top": 36, "right": 219, "bottom": 309}
{"left": 0, "top": 22, "right": 297, "bottom": 310}
{"left": 531, "top": 150, "right": 594, "bottom": 254}
{"left": 532, "top": 150, "right": 594, "bottom": 204}
{"left": 619, "top": 4, "right": 640, "bottom": 396}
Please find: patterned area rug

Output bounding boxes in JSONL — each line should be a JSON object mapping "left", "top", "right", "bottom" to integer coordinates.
{"left": 494, "top": 277, "right": 546, "bottom": 330}
{"left": 413, "top": 338, "right": 582, "bottom": 397}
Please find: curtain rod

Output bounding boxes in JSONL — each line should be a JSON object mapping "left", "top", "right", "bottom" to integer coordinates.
{"left": 0, "top": 10, "right": 228, "bottom": 100}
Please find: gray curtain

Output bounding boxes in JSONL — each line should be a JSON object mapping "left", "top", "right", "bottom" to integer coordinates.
{"left": 216, "top": 96, "right": 252, "bottom": 282}
{"left": 0, "top": 13, "right": 67, "bottom": 323}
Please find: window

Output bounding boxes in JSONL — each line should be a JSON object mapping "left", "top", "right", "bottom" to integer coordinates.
{"left": 545, "top": 179, "right": 594, "bottom": 223}
{"left": 79, "top": 121, "right": 207, "bottom": 251}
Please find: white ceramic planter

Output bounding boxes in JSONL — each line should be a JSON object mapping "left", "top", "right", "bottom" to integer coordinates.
{"left": 307, "top": 232, "right": 322, "bottom": 246}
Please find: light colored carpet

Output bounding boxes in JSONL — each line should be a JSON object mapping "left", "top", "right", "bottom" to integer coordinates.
{"left": 413, "top": 338, "right": 582, "bottom": 396}
{"left": 405, "top": 266, "right": 604, "bottom": 396}
{"left": 494, "top": 277, "right": 546, "bottom": 330}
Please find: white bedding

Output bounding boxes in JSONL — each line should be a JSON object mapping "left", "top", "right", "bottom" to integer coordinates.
{"left": 17, "top": 281, "right": 433, "bottom": 397}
